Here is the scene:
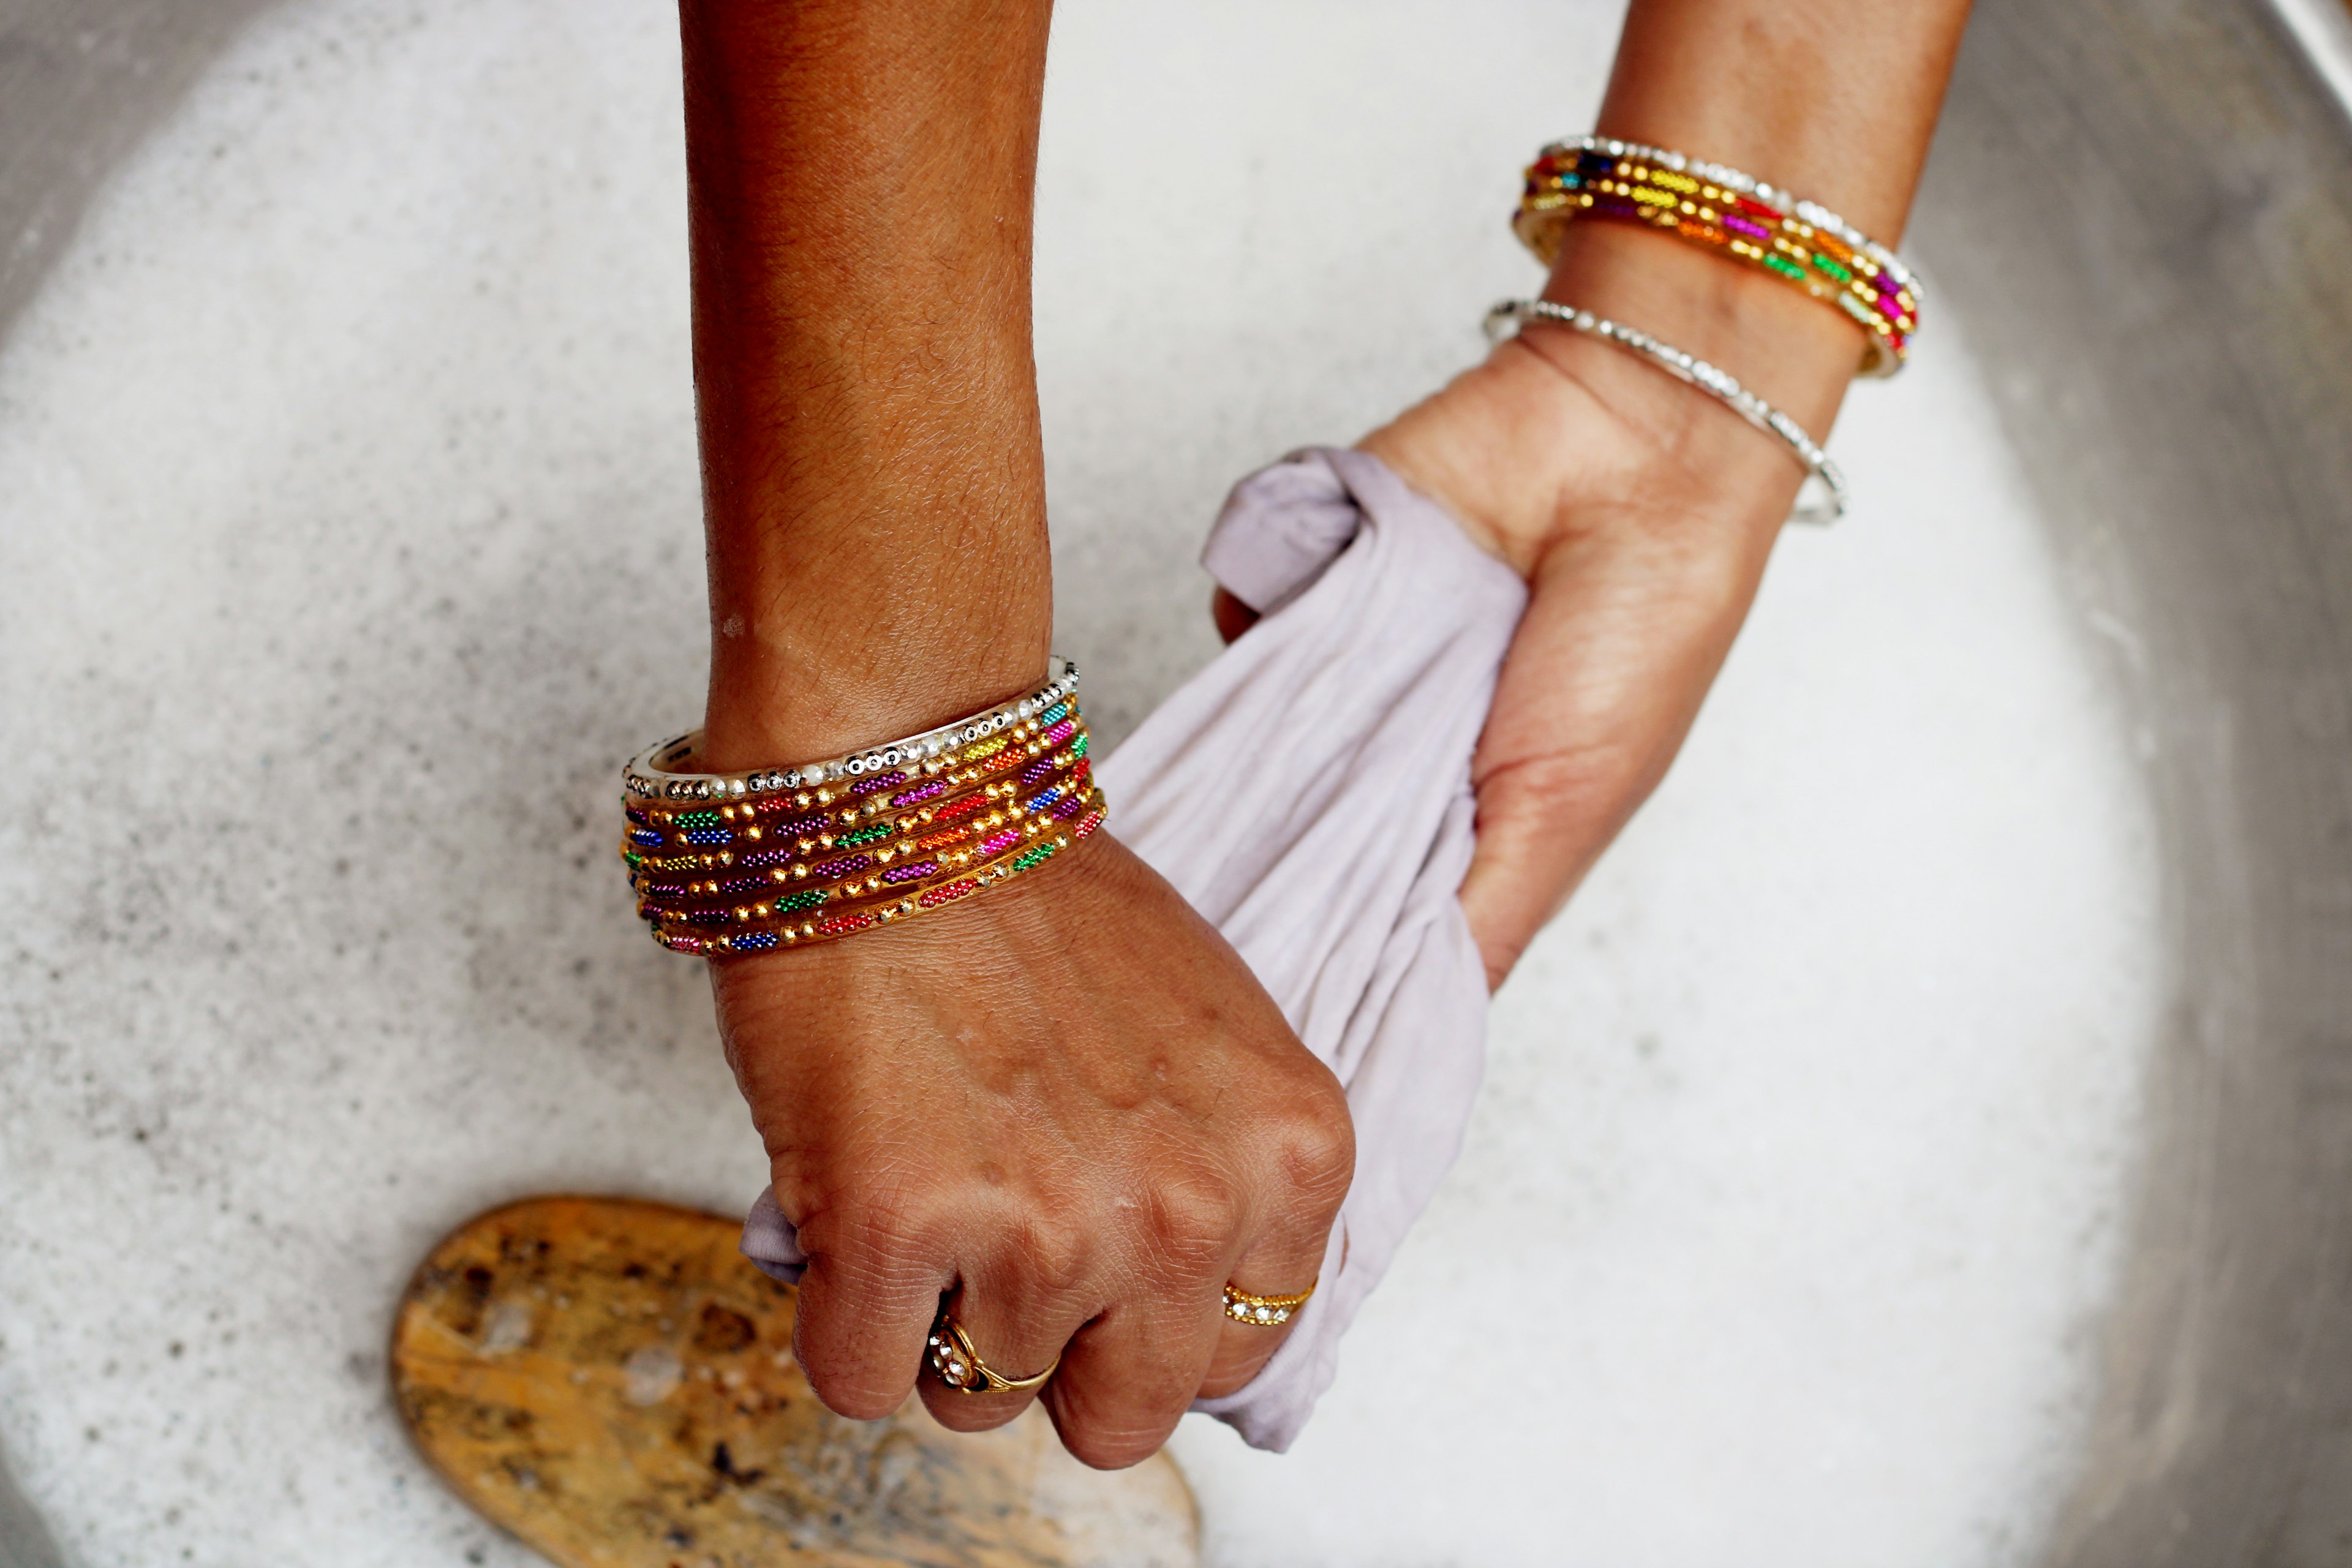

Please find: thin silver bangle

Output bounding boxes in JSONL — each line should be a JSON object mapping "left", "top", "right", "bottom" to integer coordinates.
{"left": 1483, "top": 298, "right": 1849, "bottom": 527}
{"left": 625, "top": 655, "right": 1079, "bottom": 803}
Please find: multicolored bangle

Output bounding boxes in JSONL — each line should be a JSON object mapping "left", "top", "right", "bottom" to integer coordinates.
{"left": 625, "top": 746, "right": 1095, "bottom": 922}
{"left": 622, "top": 714, "right": 1088, "bottom": 854}
{"left": 647, "top": 788, "right": 1110, "bottom": 957}
{"left": 619, "top": 663, "right": 1107, "bottom": 957}
{"left": 1514, "top": 135, "right": 1921, "bottom": 378}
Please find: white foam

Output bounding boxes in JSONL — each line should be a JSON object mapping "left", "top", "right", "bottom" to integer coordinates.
{"left": 0, "top": 0, "right": 2160, "bottom": 1564}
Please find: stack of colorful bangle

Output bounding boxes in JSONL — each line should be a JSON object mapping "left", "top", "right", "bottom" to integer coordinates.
{"left": 1513, "top": 135, "right": 1920, "bottom": 377}
{"left": 619, "top": 659, "right": 1106, "bottom": 956}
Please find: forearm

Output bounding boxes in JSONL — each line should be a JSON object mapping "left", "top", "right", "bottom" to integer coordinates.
{"left": 1602, "top": 0, "right": 1967, "bottom": 243}
{"left": 1380, "top": 0, "right": 1970, "bottom": 563}
{"left": 1357, "top": 0, "right": 1973, "bottom": 981}
{"left": 680, "top": 0, "right": 1057, "bottom": 771}
{"left": 1547, "top": 0, "right": 1973, "bottom": 505}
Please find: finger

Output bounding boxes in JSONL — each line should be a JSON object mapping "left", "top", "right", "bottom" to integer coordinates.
{"left": 1041, "top": 1286, "right": 1226, "bottom": 1471}
{"left": 1211, "top": 587, "right": 1260, "bottom": 644}
{"left": 1196, "top": 1211, "right": 1342, "bottom": 1400}
{"left": 786, "top": 1196, "right": 954, "bottom": 1420}
{"left": 1457, "top": 526, "right": 1766, "bottom": 986}
{"left": 916, "top": 1235, "right": 1101, "bottom": 1433}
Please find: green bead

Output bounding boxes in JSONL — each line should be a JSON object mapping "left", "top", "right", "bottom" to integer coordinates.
{"left": 1011, "top": 842, "right": 1060, "bottom": 873}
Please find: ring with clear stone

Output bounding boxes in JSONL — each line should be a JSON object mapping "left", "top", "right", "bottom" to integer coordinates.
{"left": 1223, "top": 1279, "right": 1317, "bottom": 1328}
{"left": 927, "top": 1313, "right": 1060, "bottom": 1395}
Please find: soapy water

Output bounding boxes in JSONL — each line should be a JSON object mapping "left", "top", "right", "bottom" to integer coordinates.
{"left": 0, "top": 1, "right": 2160, "bottom": 1564}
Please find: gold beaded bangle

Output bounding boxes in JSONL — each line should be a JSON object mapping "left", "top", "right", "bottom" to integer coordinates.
{"left": 620, "top": 664, "right": 1107, "bottom": 958}
{"left": 649, "top": 791, "right": 1109, "bottom": 957}
{"left": 1515, "top": 135, "right": 1921, "bottom": 377}
{"left": 632, "top": 776, "right": 1093, "bottom": 937}
{"left": 638, "top": 782, "right": 1101, "bottom": 945}
{"left": 625, "top": 741, "right": 1090, "bottom": 865}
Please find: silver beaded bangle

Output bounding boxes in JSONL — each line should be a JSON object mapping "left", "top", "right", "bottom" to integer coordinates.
{"left": 625, "top": 655, "right": 1080, "bottom": 803}
{"left": 1484, "top": 298, "right": 1849, "bottom": 526}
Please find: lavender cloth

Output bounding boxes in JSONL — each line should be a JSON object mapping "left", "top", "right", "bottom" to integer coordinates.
{"left": 742, "top": 446, "right": 1528, "bottom": 1452}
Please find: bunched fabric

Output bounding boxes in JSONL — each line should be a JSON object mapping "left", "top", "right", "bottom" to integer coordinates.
{"left": 744, "top": 446, "right": 1528, "bottom": 1451}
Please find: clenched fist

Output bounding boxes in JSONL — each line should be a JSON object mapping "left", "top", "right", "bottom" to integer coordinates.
{"left": 711, "top": 833, "right": 1353, "bottom": 1469}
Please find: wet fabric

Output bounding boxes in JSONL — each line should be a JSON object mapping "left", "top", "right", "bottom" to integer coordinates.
{"left": 743, "top": 447, "right": 1526, "bottom": 1450}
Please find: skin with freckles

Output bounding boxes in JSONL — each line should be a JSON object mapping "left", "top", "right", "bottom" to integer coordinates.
{"left": 680, "top": 0, "right": 1969, "bottom": 1468}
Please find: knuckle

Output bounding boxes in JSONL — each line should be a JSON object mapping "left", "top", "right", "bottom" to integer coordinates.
{"left": 789, "top": 1332, "right": 907, "bottom": 1422}
{"left": 1271, "top": 1097, "right": 1355, "bottom": 1207}
{"left": 1051, "top": 1398, "right": 1179, "bottom": 1471}
{"left": 1480, "top": 745, "right": 1642, "bottom": 829}
{"left": 920, "top": 1382, "right": 1028, "bottom": 1433}
{"left": 809, "top": 1182, "right": 940, "bottom": 1268}
{"left": 1013, "top": 1212, "right": 1093, "bottom": 1296}
{"left": 1232, "top": 1050, "right": 1355, "bottom": 1214}
{"left": 1146, "top": 1167, "right": 1242, "bottom": 1265}
{"left": 1061, "top": 1427, "right": 1164, "bottom": 1471}
{"left": 802, "top": 1372, "right": 903, "bottom": 1423}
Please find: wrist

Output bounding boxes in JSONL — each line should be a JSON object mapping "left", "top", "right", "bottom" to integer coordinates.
{"left": 694, "top": 362, "right": 1054, "bottom": 772}
{"left": 1527, "top": 220, "right": 1859, "bottom": 514}
{"left": 1360, "top": 221, "right": 1862, "bottom": 580}
{"left": 702, "top": 586, "right": 1052, "bottom": 772}
{"left": 699, "top": 476, "right": 1053, "bottom": 770}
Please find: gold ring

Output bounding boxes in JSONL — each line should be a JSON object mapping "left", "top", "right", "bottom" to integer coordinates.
{"left": 927, "top": 1313, "right": 1060, "bottom": 1395}
{"left": 1223, "top": 1278, "right": 1316, "bottom": 1327}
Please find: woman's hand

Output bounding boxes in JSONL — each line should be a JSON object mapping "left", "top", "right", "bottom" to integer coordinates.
{"left": 1332, "top": 0, "right": 1966, "bottom": 986}
{"left": 710, "top": 832, "right": 1353, "bottom": 1468}
{"left": 1221, "top": 224, "right": 1871, "bottom": 987}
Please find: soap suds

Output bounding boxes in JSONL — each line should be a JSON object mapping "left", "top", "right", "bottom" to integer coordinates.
{"left": 0, "top": 1, "right": 2159, "bottom": 1564}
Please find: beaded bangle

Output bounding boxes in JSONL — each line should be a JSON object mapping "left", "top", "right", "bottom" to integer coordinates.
{"left": 627, "top": 752, "right": 1096, "bottom": 924}
{"left": 637, "top": 749, "right": 1088, "bottom": 878}
{"left": 1485, "top": 298, "right": 1849, "bottom": 526}
{"left": 1515, "top": 135, "right": 1921, "bottom": 378}
{"left": 621, "top": 660, "right": 1107, "bottom": 957}
{"left": 622, "top": 707, "right": 1092, "bottom": 874}
{"left": 639, "top": 790, "right": 1099, "bottom": 938}
{"left": 631, "top": 771, "right": 1099, "bottom": 940}
{"left": 650, "top": 790, "right": 1109, "bottom": 957}
{"left": 625, "top": 658, "right": 1080, "bottom": 804}
{"left": 623, "top": 716, "right": 1089, "bottom": 855}
{"left": 635, "top": 815, "right": 1064, "bottom": 940}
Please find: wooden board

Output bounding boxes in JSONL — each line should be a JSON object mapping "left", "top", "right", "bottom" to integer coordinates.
{"left": 390, "top": 1195, "right": 1199, "bottom": 1568}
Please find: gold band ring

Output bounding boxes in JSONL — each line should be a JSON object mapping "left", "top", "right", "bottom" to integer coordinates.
{"left": 1223, "top": 1278, "right": 1316, "bottom": 1327}
{"left": 927, "top": 1313, "right": 1060, "bottom": 1395}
